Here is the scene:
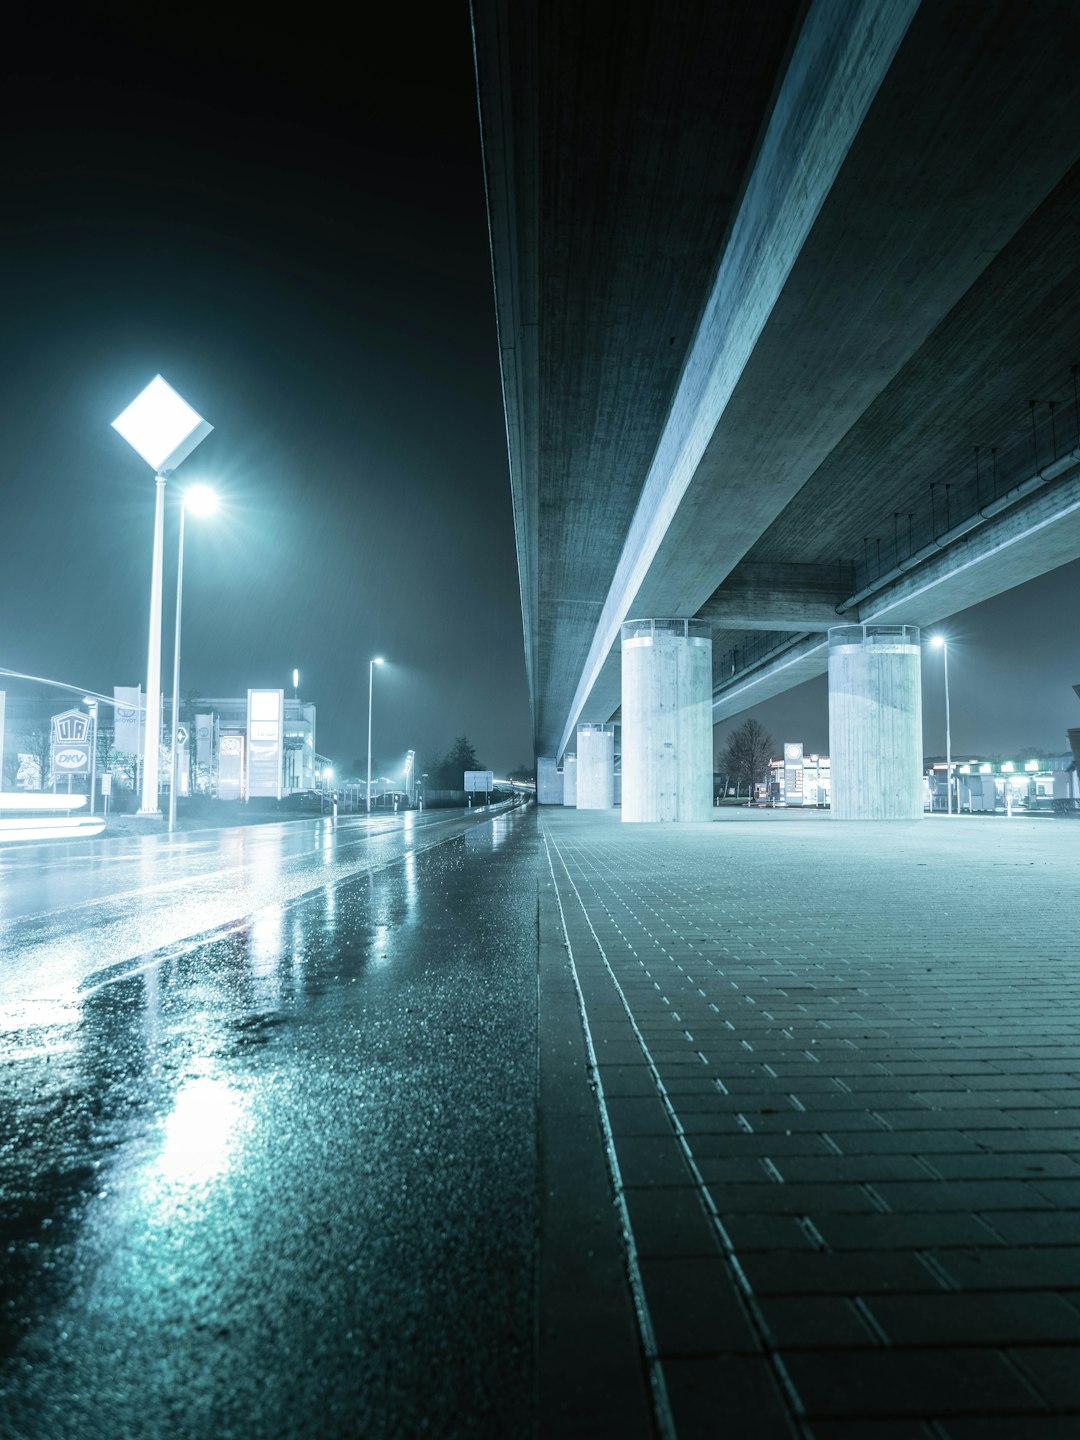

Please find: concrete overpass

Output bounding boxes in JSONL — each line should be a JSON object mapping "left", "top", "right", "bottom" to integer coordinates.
{"left": 472, "top": 1, "right": 1080, "bottom": 814}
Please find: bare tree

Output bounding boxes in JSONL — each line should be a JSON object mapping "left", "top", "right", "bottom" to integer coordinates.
{"left": 719, "top": 718, "right": 774, "bottom": 800}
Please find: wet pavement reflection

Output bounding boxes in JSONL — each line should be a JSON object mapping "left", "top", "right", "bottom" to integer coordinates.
{"left": 0, "top": 805, "right": 538, "bottom": 1439}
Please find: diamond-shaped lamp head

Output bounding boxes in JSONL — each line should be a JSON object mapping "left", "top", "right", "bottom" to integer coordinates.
{"left": 111, "top": 375, "right": 213, "bottom": 474}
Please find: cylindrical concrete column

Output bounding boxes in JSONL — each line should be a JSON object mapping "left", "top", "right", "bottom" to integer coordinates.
{"left": 621, "top": 618, "right": 712, "bottom": 823}
{"left": 562, "top": 753, "right": 577, "bottom": 807}
{"left": 828, "top": 623, "right": 923, "bottom": 820}
{"left": 576, "top": 723, "right": 615, "bottom": 809}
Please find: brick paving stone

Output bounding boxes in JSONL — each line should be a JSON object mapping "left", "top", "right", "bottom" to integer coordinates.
{"left": 942, "top": 1420, "right": 1080, "bottom": 1439}
{"left": 922, "top": 1154, "right": 1080, "bottom": 1180}
{"left": 866, "top": 1292, "right": 1080, "bottom": 1346}
{"left": 740, "top": 1251, "right": 943, "bottom": 1296}
{"left": 758, "top": 1296, "right": 881, "bottom": 1349}
{"left": 613, "top": 1134, "right": 696, "bottom": 1188}
{"left": 660, "top": 1355, "right": 799, "bottom": 1439}
{"left": 1005, "top": 1346, "right": 1080, "bottom": 1406}
{"left": 811, "top": 1213, "right": 1002, "bottom": 1250}
{"left": 638, "top": 1254, "right": 760, "bottom": 1355}
{"left": 782, "top": 1347, "right": 1045, "bottom": 1417}
{"left": 622, "top": 1186, "right": 719, "bottom": 1259}
{"left": 932, "top": 1248, "right": 1080, "bottom": 1290}
{"left": 810, "top": 1423, "right": 941, "bottom": 1440}
{"left": 541, "top": 810, "right": 1080, "bottom": 1432}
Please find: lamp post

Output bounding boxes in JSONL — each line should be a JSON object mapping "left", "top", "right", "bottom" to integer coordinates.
{"left": 366, "top": 656, "right": 384, "bottom": 814}
{"left": 293, "top": 668, "right": 299, "bottom": 700}
{"left": 168, "top": 485, "right": 218, "bottom": 833}
{"left": 930, "top": 635, "right": 952, "bottom": 815}
{"left": 112, "top": 376, "right": 213, "bottom": 818}
{"left": 83, "top": 697, "right": 98, "bottom": 816}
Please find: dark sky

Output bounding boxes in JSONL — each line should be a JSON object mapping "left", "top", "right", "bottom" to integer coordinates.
{"left": 3, "top": 10, "right": 1077, "bottom": 783}
{"left": 0, "top": 6, "right": 533, "bottom": 778}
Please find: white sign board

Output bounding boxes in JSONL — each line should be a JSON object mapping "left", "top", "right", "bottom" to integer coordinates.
{"left": 246, "top": 689, "right": 284, "bottom": 798}
{"left": 113, "top": 686, "right": 143, "bottom": 755}
{"left": 464, "top": 770, "right": 494, "bottom": 793}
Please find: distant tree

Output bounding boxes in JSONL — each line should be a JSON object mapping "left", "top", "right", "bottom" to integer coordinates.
{"left": 719, "top": 718, "right": 773, "bottom": 799}
{"left": 428, "top": 735, "right": 481, "bottom": 789}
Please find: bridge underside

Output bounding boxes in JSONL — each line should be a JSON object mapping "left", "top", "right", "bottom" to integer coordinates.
{"left": 473, "top": 0, "right": 1080, "bottom": 758}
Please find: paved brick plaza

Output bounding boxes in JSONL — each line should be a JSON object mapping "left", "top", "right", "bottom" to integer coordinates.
{"left": 539, "top": 807, "right": 1080, "bottom": 1438}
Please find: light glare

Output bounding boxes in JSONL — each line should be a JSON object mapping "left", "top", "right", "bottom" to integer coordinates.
{"left": 112, "top": 375, "right": 213, "bottom": 473}
{"left": 184, "top": 483, "right": 218, "bottom": 516}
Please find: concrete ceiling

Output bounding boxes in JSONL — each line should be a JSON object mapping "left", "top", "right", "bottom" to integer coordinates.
{"left": 473, "top": 0, "right": 1080, "bottom": 759}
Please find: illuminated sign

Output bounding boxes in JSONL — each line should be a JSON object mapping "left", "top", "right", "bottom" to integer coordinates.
{"left": 113, "top": 686, "right": 143, "bottom": 755}
{"left": 246, "top": 689, "right": 283, "bottom": 799}
{"left": 51, "top": 709, "right": 90, "bottom": 744}
{"left": 52, "top": 744, "right": 90, "bottom": 774}
{"left": 783, "top": 741, "right": 804, "bottom": 806}
{"left": 218, "top": 734, "right": 244, "bottom": 799}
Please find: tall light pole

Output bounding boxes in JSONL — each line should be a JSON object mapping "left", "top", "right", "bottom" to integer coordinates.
{"left": 930, "top": 635, "right": 952, "bottom": 815}
{"left": 112, "top": 376, "right": 213, "bottom": 819}
{"left": 83, "top": 697, "right": 98, "bottom": 816}
{"left": 367, "top": 656, "right": 384, "bottom": 814}
{"left": 293, "top": 668, "right": 299, "bottom": 700}
{"left": 168, "top": 485, "right": 218, "bottom": 833}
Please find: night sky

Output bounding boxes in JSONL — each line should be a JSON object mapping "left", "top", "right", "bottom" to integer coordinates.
{"left": 2, "top": 9, "right": 1077, "bottom": 782}
{"left": 0, "top": 6, "right": 532, "bottom": 779}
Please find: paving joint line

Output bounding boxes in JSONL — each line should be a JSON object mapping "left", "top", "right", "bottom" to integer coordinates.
{"left": 541, "top": 830, "right": 677, "bottom": 1440}
{"left": 546, "top": 829, "right": 812, "bottom": 1438}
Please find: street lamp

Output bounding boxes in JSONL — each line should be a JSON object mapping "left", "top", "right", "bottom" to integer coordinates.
{"left": 112, "top": 376, "right": 213, "bottom": 818}
{"left": 83, "top": 697, "right": 98, "bottom": 816}
{"left": 168, "top": 485, "right": 218, "bottom": 833}
{"left": 367, "top": 656, "right": 384, "bottom": 814}
{"left": 930, "top": 635, "right": 952, "bottom": 815}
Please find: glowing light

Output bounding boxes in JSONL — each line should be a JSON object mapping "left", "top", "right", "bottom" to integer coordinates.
{"left": 155, "top": 1077, "right": 247, "bottom": 1187}
{"left": 323, "top": 766, "right": 333, "bottom": 780}
{"left": 0, "top": 816, "right": 104, "bottom": 841}
{"left": 1025, "top": 760, "right": 1040, "bottom": 772}
{"left": 184, "top": 483, "right": 218, "bottom": 516}
{"left": 373, "top": 656, "right": 384, "bottom": 665}
{"left": 930, "top": 634, "right": 946, "bottom": 649}
{"left": 959, "top": 764, "right": 971, "bottom": 774}
{"left": 1002, "top": 761, "right": 1015, "bottom": 773}
{"left": 0, "top": 792, "right": 86, "bottom": 811}
{"left": 979, "top": 763, "right": 992, "bottom": 773}
{"left": 111, "top": 375, "right": 213, "bottom": 473}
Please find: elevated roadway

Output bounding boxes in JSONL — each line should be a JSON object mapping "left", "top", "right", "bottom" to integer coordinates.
{"left": 473, "top": 0, "right": 1080, "bottom": 758}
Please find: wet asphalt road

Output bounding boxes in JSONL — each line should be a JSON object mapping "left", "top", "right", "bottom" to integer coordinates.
{"left": 0, "top": 805, "right": 540, "bottom": 1439}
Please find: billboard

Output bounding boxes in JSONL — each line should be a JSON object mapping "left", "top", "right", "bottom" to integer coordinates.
{"left": 195, "top": 714, "right": 213, "bottom": 771}
{"left": 113, "top": 686, "right": 143, "bottom": 755}
{"left": 51, "top": 709, "right": 92, "bottom": 777}
{"left": 247, "top": 689, "right": 284, "bottom": 799}
{"left": 464, "top": 770, "right": 494, "bottom": 793}
{"left": 783, "top": 742, "right": 804, "bottom": 806}
{"left": 218, "top": 734, "right": 244, "bottom": 800}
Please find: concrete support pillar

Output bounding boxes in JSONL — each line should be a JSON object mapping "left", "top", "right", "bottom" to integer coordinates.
{"left": 537, "top": 757, "right": 563, "bottom": 805}
{"left": 621, "top": 619, "right": 712, "bottom": 823}
{"left": 828, "top": 623, "right": 923, "bottom": 820}
{"left": 576, "top": 723, "right": 615, "bottom": 809}
{"left": 562, "top": 753, "right": 577, "bottom": 807}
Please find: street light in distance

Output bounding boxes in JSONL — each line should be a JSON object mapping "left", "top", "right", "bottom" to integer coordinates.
{"left": 929, "top": 634, "right": 952, "bottom": 815}
{"left": 367, "top": 656, "right": 385, "bottom": 814}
